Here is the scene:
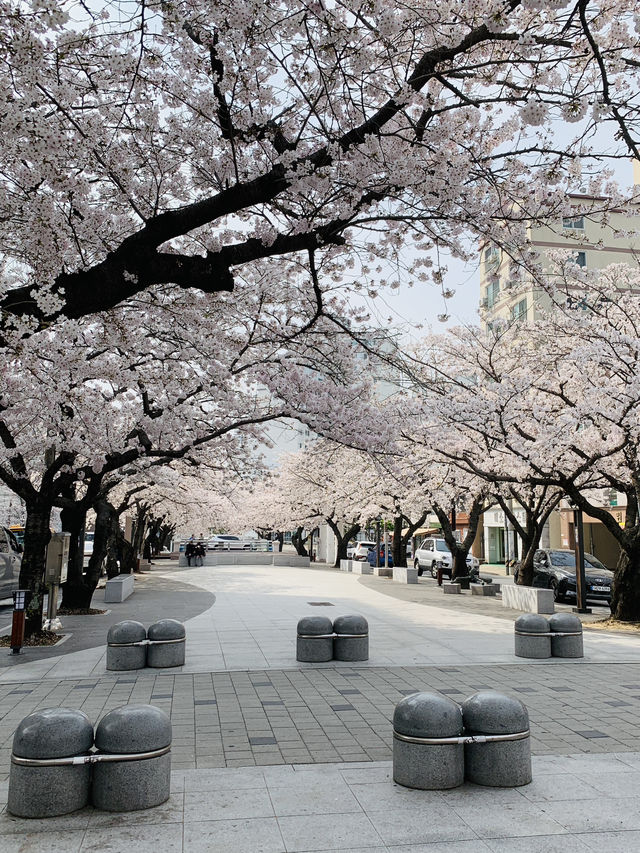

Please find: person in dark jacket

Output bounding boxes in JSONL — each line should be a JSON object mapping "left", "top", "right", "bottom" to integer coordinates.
{"left": 195, "top": 541, "right": 205, "bottom": 567}
{"left": 185, "top": 540, "right": 196, "bottom": 566}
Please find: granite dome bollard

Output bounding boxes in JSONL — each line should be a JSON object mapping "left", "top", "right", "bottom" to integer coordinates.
{"left": 333, "top": 614, "right": 369, "bottom": 662}
{"left": 106, "top": 620, "right": 147, "bottom": 670}
{"left": 296, "top": 615, "right": 334, "bottom": 662}
{"left": 461, "top": 691, "right": 532, "bottom": 787}
{"left": 146, "top": 618, "right": 186, "bottom": 668}
{"left": 393, "top": 692, "right": 465, "bottom": 790}
{"left": 549, "top": 612, "right": 584, "bottom": 658}
{"left": 92, "top": 704, "right": 172, "bottom": 811}
{"left": 8, "top": 707, "right": 94, "bottom": 818}
{"left": 514, "top": 613, "right": 551, "bottom": 659}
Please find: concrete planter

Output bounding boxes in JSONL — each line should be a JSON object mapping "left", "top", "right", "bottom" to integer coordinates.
{"left": 502, "top": 584, "right": 554, "bottom": 614}
{"left": 393, "top": 566, "right": 418, "bottom": 584}
{"left": 104, "top": 574, "right": 135, "bottom": 603}
{"left": 352, "top": 561, "right": 373, "bottom": 575}
{"left": 470, "top": 583, "right": 499, "bottom": 596}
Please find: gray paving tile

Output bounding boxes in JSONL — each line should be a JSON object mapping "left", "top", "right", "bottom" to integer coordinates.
{"left": 81, "top": 823, "right": 183, "bottom": 852}
{"left": 367, "top": 803, "right": 480, "bottom": 846}
{"left": 183, "top": 816, "right": 284, "bottom": 853}
{"left": 278, "top": 812, "right": 385, "bottom": 851}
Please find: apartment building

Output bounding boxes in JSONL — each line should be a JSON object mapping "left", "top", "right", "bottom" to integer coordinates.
{"left": 479, "top": 161, "right": 640, "bottom": 331}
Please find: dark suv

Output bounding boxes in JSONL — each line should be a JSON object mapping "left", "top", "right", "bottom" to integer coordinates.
{"left": 515, "top": 549, "right": 613, "bottom": 604}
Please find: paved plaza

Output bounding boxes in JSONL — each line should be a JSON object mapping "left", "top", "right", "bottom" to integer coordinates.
{"left": 0, "top": 560, "right": 639, "bottom": 851}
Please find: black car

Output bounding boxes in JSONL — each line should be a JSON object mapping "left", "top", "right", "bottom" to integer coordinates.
{"left": 516, "top": 549, "right": 613, "bottom": 604}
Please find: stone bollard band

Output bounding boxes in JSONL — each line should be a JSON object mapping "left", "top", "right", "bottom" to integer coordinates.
{"left": 393, "top": 730, "right": 530, "bottom": 746}
{"left": 297, "top": 633, "right": 334, "bottom": 639}
{"left": 515, "top": 630, "right": 582, "bottom": 638}
{"left": 11, "top": 744, "right": 171, "bottom": 767}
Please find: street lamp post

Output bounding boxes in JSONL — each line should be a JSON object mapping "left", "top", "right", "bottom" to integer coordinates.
{"left": 572, "top": 506, "right": 592, "bottom": 614}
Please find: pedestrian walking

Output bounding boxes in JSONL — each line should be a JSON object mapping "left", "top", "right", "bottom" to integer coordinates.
{"left": 185, "top": 540, "right": 196, "bottom": 566}
{"left": 195, "top": 541, "right": 205, "bottom": 567}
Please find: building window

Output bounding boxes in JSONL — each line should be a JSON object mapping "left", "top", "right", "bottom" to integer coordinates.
{"left": 573, "top": 251, "right": 586, "bottom": 267}
{"left": 484, "top": 245, "right": 500, "bottom": 267}
{"left": 562, "top": 215, "right": 585, "bottom": 230}
{"left": 486, "top": 277, "right": 500, "bottom": 308}
{"left": 511, "top": 298, "right": 527, "bottom": 322}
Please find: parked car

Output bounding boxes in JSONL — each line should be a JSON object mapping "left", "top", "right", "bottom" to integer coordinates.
{"left": 352, "top": 541, "right": 376, "bottom": 561}
{"left": 413, "top": 537, "right": 479, "bottom": 578}
{"left": 207, "top": 534, "right": 252, "bottom": 550}
{"left": 0, "top": 526, "right": 22, "bottom": 601}
{"left": 514, "top": 549, "right": 614, "bottom": 604}
{"left": 367, "top": 545, "right": 393, "bottom": 568}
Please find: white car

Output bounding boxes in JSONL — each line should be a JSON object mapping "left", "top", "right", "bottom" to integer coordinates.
{"left": 413, "top": 537, "right": 479, "bottom": 578}
{"left": 352, "top": 541, "right": 376, "bottom": 561}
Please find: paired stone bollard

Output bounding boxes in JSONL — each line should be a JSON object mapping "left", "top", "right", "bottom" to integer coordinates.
{"left": 393, "top": 690, "right": 531, "bottom": 790}
{"left": 8, "top": 704, "right": 172, "bottom": 818}
{"left": 8, "top": 708, "right": 94, "bottom": 818}
{"left": 92, "top": 705, "right": 172, "bottom": 812}
{"left": 549, "top": 613, "right": 584, "bottom": 658}
{"left": 393, "top": 693, "right": 464, "bottom": 790}
{"left": 296, "top": 616, "right": 334, "bottom": 662}
{"left": 107, "top": 620, "right": 147, "bottom": 671}
{"left": 514, "top": 614, "right": 551, "bottom": 659}
{"left": 333, "top": 614, "right": 369, "bottom": 662}
{"left": 296, "top": 614, "right": 369, "bottom": 662}
{"left": 514, "top": 612, "right": 583, "bottom": 659}
{"left": 461, "top": 692, "right": 532, "bottom": 787}
{"left": 107, "top": 619, "right": 186, "bottom": 670}
{"left": 147, "top": 619, "right": 187, "bottom": 668}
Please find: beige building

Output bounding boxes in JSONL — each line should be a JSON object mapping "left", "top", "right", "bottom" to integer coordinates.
{"left": 480, "top": 161, "right": 640, "bottom": 331}
{"left": 477, "top": 167, "right": 640, "bottom": 567}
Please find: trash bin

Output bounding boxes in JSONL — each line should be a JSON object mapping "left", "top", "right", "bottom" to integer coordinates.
{"left": 106, "top": 620, "right": 147, "bottom": 671}
{"left": 333, "top": 614, "right": 368, "bottom": 662}
{"left": 92, "top": 704, "right": 172, "bottom": 811}
{"left": 549, "top": 612, "right": 583, "bottom": 658}
{"left": 393, "top": 692, "right": 465, "bottom": 790}
{"left": 8, "top": 707, "right": 94, "bottom": 818}
{"left": 461, "top": 691, "right": 531, "bottom": 787}
{"left": 146, "top": 619, "right": 186, "bottom": 668}
{"left": 514, "top": 613, "right": 551, "bottom": 659}
{"left": 296, "top": 616, "right": 334, "bottom": 662}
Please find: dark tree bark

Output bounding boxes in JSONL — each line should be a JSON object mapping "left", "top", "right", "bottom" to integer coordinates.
{"left": 391, "top": 510, "right": 428, "bottom": 569}
{"left": 59, "top": 503, "right": 89, "bottom": 610}
{"left": 291, "top": 526, "right": 310, "bottom": 557}
{"left": 432, "top": 494, "right": 487, "bottom": 582}
{"left": 496, "top": 487, "right": 563, "bottom": 588}
{"left": 19, "top": 498, "right": 53, "bottom": 636}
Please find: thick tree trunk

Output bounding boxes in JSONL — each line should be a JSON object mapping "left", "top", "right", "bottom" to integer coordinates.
{"left": 86, "top": 498, "right": 114, "bottom": 591}
{"left": 391, "top": 517, "right": 406, "bottom": 568}
{"left": 18, "top": 499, "right": 53, "bottom": 637}
{"left": 291, "top": 526, "right": 309, "bottom": 557}
{"left": 60, "top": 505, "right": 93, "bottom": 610}
{"left": 516, "top": 543, "right": 538, "bottom": 587}
{"left": 610, "top": 538, "right": 640, "bottom": 621}
{"left": 452, "top": 549, "right": 469, "bottom": 580}
{"left": 326, "top": 519, "right": 360, "bottom": 568}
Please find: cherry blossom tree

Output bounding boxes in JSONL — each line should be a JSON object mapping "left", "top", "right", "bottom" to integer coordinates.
{"left": 0, "top": 281, "right": 374, "bottom": 630}
{"left": 404, "top": 273, "right": 640, "bottom": 619}
{"left": 2, "top": 0, "right": 640, "bottom": 341}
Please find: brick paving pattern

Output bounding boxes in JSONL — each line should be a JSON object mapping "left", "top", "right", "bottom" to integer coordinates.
{"left": 2, "top": 661, "right": 640, "bottom": 777}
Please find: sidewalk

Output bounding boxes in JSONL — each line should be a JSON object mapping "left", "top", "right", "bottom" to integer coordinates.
{"left": 1, "top": 560, "right": 639, "bottom": 851}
